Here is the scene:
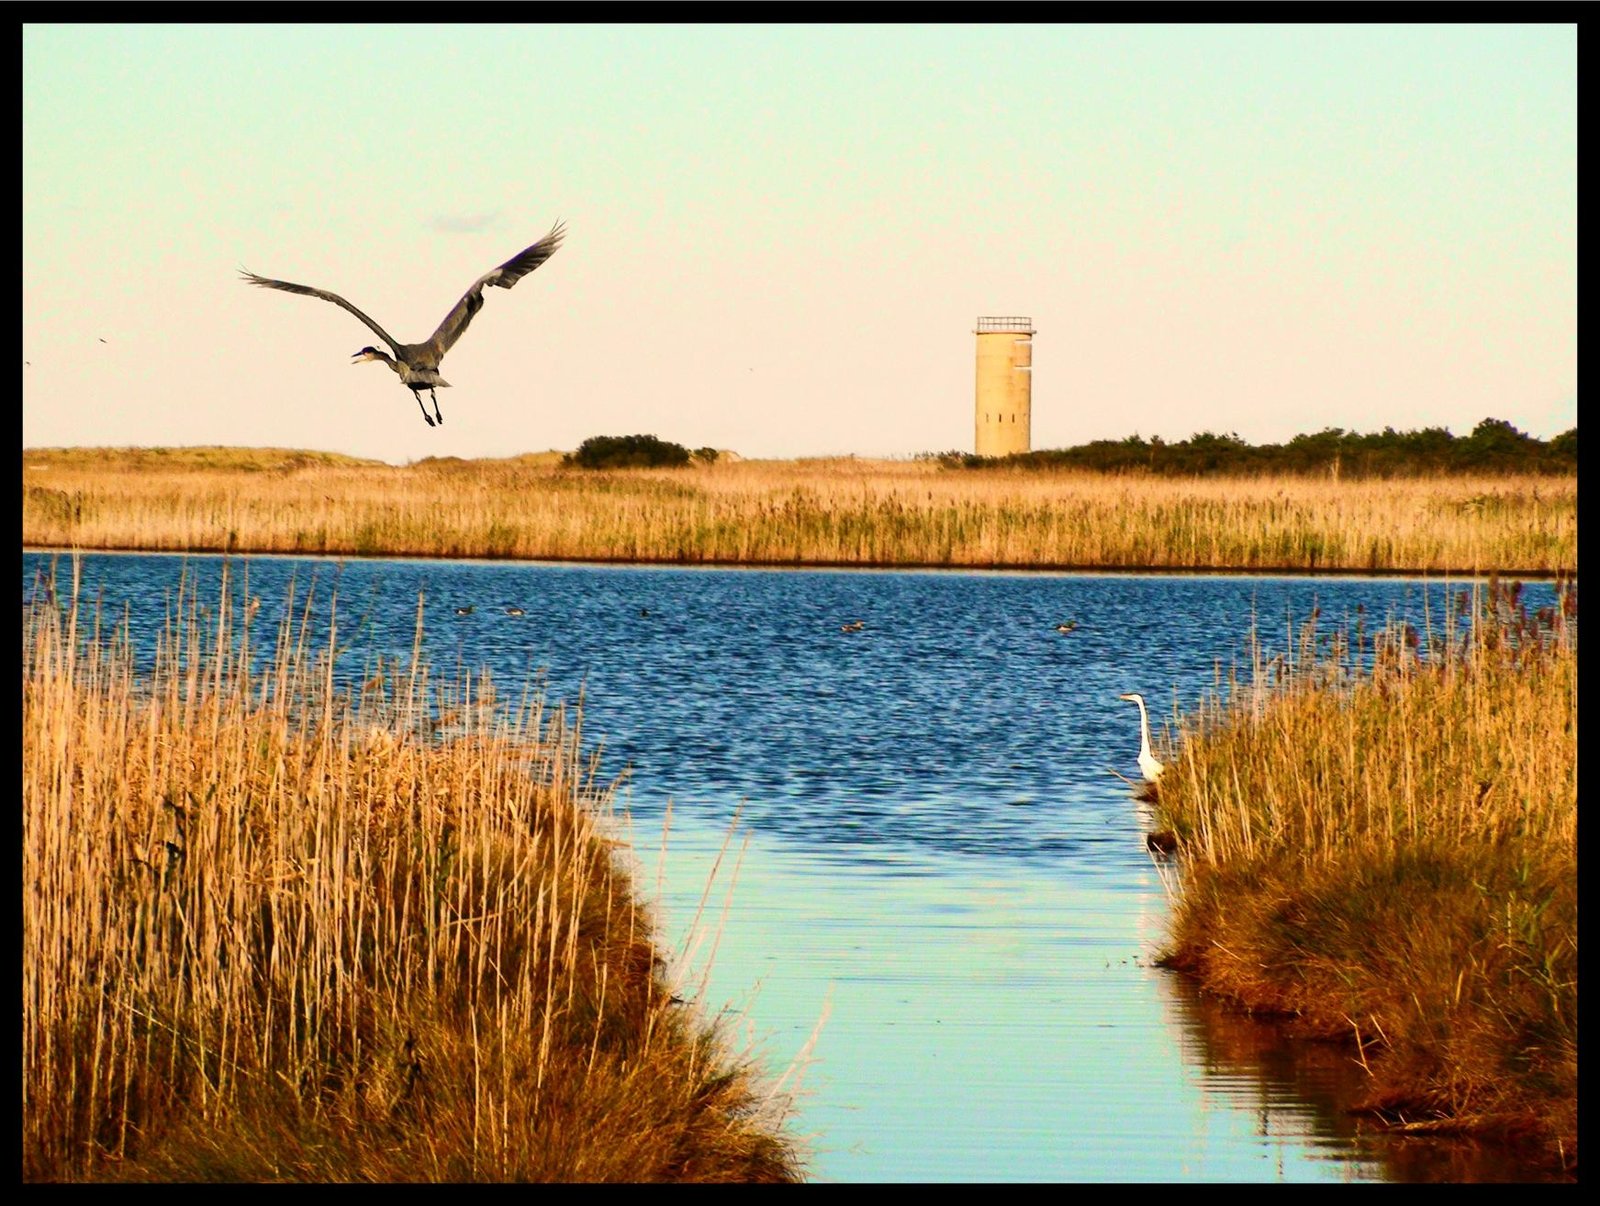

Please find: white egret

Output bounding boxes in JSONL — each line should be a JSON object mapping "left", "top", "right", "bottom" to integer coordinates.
{"left": 1117, "top": 692, "right": 1165, "bottom": 783}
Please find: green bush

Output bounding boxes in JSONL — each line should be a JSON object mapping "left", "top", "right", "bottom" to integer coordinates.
{"left": 564, "top": 435, "right": 694, "bottom": 470}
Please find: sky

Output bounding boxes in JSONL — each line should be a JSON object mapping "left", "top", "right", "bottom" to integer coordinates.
{"left": 22, "top": 23, "right": 1577, "bottom": 465}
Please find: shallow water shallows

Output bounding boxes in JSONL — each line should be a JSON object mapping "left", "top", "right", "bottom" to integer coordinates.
{"left": 22, "top": 552, "right": 1563, "bottom": 1182}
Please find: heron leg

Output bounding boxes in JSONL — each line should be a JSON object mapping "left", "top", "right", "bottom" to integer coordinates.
{"left": 413, "top": 391, "right": 436, "bottom": 427}
{"left": 429, "top": 388, "right": 443, "bottom": 425}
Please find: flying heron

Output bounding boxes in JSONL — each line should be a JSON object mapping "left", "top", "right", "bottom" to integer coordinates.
{"left": 240, "top": 222, "right": 565, "bottom": 427}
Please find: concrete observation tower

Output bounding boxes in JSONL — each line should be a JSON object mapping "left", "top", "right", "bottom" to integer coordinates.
{"left": 973, "top": 316, "right": 1034, "bottom": 457}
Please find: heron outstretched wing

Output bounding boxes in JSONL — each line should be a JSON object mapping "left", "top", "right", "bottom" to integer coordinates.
{"left": 240, "top": 271, "right": 406, "bottom": 358}
{"left": 425, "top": 221, "right": 566, "bottom": 357}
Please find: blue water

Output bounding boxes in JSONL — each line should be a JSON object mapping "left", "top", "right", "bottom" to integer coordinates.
{"left": 21, "top": 552, "right": 1562, "bottom": 1182}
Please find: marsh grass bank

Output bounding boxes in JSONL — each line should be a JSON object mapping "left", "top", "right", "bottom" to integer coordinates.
{"left": 21, "top": 565, "right": 806, "bottom": 1182}
{"left": 1150, "top": 579, "right": 1577, "bottom": 1175}
{"left": 21, "top": 447, "right": 1576, "bottom": 574}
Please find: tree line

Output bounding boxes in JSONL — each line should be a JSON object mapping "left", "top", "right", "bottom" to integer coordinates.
{"left": 932, "top": 418, "right": 1577, "bottom": 477}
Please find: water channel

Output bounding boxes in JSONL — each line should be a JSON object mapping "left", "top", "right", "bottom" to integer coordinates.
{"left": 21, "top": 551, "right": 1564, "bottom": 1182}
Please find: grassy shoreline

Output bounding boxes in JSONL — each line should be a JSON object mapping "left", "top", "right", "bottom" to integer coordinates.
{"left": 22, "top": 567, "right": 807, "bottom": 1182}
{"left": 22, "top": 447, "right": 1577, "bottom": 576}
{"left": 1148, "top": 578, "right": 1578, "bottom": 1176}
{"left": 19, "top": 542, "right": 1576, "bottom": 581}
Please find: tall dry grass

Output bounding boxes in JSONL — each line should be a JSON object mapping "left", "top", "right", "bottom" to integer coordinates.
{"left": 1151, "top": 578, "right": 1577, "bottom": 1171}
{"left": 22, "top": 447, "right": 1577, "bottom": 573}
{"left": 21, "top": 562, "right": 805, "bottom": 1182}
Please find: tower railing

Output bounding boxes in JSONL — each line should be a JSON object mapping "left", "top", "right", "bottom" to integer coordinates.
{"left": 974, "top": 316, "right": 1034, "bottom": 333}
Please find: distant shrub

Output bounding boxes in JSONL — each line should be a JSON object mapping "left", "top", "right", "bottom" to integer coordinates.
{"left": 692, "top": 447, "right": 721, "bottom": 464}
{"left": 917, "top": 450, "right": 982, "bottom": 469}
{"left": 564, "top": 435, "right": 693, "bottom": 470}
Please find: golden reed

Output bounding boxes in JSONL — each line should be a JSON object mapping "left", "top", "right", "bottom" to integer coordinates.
{"left": 22, "top": 561, "right": 805, "bottom": 1181}
{"left": 1152, "top": 578, "right": 1577, "bottom": 1172}
{"left": 22, "top": 447, "right": 1577, "bottom": 574}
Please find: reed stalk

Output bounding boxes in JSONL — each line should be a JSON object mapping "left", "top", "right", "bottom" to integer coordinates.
{"left": 1152, "top": 577, "right": 1577, "bottom": 1171}
{"left": 21, "top": 448, "right": 1576, "bottom": 574}
{"left": 21, "top": 562, "right": 805, "bottom": 1182}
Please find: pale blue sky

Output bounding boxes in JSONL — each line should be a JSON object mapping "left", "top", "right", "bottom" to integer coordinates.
{"left": 22, "top": 23, "right": 1576, "bottom": 464}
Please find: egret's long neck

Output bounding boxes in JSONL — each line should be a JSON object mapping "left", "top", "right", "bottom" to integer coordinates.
{"left": 1135, "top": 698, "right": 1153, "bottom": 757}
